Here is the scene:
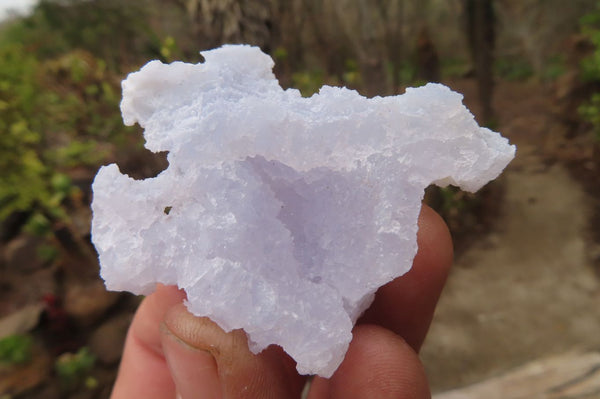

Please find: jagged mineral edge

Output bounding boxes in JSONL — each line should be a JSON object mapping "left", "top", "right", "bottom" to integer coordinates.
{"left": 91, "top": 44, "right": 515, "bottom": 377}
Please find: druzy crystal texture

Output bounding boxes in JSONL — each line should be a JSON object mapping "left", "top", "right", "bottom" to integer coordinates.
{"left": 91, "top": 45, "right": 515, "bottom": 377}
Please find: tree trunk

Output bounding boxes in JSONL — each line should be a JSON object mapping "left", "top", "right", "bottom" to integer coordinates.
{"left": 184, "top": 0, "right": 272, "bottom": 51}
{"left": 416, "top": 26, "right": 441, "bottom": 83}
{"left": 465, "top": 0, "right": 496, "bottom": 123}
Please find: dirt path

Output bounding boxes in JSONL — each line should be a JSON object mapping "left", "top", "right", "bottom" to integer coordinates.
{"left": 420, "top": 80, "right": 600, "bottom": 392}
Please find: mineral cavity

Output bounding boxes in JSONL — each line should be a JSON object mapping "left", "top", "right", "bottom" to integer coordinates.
{"left": 91, "top": 44, "right": 515, "bottom": 377}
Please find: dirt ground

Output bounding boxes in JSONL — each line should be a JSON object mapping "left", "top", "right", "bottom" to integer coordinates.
{"left": 421, "top": 79, "right": 600, "bottom": 392}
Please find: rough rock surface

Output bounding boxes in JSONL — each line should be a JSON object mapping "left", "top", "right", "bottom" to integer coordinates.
{"left": 91, "top": 45, "right": 515, "bottom": 377}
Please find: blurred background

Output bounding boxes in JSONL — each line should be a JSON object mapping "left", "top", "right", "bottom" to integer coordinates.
{"left": 0, "top": 0, "right": 599, "bottom": 398}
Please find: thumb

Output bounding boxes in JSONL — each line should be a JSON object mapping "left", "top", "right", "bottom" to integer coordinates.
{"left": 160, "top": 303, "right": 305, "bottom": 399}
{"left": 308, "top": 325, "right": 431, "bottom": 399}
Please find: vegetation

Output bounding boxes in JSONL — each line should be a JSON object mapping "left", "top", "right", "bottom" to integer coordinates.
{"left": 0, "top": 1, "right": 166, "bottom": 243}
{"left": 0, "top": 334, "right": 33, "bottom": 365}
{"left": 55, "top": 347, "right": 97, "bottom": 390}
{"left": 579, "top": 2, "right": 600, "bottom": 140}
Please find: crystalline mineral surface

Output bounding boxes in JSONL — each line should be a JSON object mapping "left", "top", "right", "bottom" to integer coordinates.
{"left": 91, "top": 44, "right": 515, "bottom": 377}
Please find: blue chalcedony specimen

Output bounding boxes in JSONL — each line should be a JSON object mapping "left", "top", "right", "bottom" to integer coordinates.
{"left": 91, "top": 45, "right": 515, "bottom": 377}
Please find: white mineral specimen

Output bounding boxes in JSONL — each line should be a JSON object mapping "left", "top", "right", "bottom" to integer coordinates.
{"left": 91, "top": 44, "right": 515, "bottom": 377}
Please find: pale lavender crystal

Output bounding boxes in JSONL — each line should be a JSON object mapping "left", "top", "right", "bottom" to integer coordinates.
{"left": 91, "top": 45, "right": 515, "bottom": 377}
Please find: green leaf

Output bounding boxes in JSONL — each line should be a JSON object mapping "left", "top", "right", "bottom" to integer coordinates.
{"left": 0, "top": 334, "right": 33, "bottom": 365}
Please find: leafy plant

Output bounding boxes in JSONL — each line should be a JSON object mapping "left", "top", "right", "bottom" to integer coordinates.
{"left": 273, "top": 46, "right": 288, "bottom": 61}
{"left": 0, "top": 43, "right": 51, "bottom": 222}
{"left": 495, "top": 57, "right": 534, "bottom": 81}
{"left": 342, "top": 58, "right": 362, "bottom": 87}
{"left": 542, "top": 54, "right": 567, "bottom": 82}
{"left": 579, "top": 2, "right": 600, "bottom": 140}
{"left": 0, "top": 23, "right": 135, "bottom": 232}
{"left": 0, "top": 334, "right": 33, "bottom": 365}
{"left": 0, "top": 48, "right": 82, "bottom": 227}
{"left": 396, "top": 60, "right": 419, "bottom": 87}
{"left": 440, "top": 57, "right": 470, "bottom": 80}
{"left": 579, "top": 93, "right": 600, "bottom": 140}
{"left": 3, "top": 0, "right": 160, "bottom": 71}
{"left": 580, "top": 3, "right": 600, "bottom": 81}
{"left": 291, "top": 69, "right": 325, "bottom": 97}
{"left": 160, "top": 36, "right": 179, "bottom": 63}
{"left": 55, "top": 347, "right": 96, "bottom": 390}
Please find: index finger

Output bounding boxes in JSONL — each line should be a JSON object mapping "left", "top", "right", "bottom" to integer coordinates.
{"left": 111, "top": 284, "right": 186, "bottom": 399}
{"left": 358, "top": 204, "right": 453, "bottom": 351}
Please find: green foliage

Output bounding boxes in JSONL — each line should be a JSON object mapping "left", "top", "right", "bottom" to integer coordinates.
{"left": 2, "top": 0, "right": 160, "bottom": 70}
{"left": 0, "top": 1, "right": 154, "bottom": 229}
{"left": 342, "top": 59, "right": 361, "bottom": 87}
{"left": 37, "top": 242, "right": 60, "bottom": 263}
{"left": 439, "top": 186, "right": 467, "bottom": 215}
{"left": 291, "top": 69, "right": 325, "bottom": 97}
{"left": 0, "top": 42, "right": 50, "bottom": 221}
{"left": 542, "top": 54, "right": 567, "bottom": 82}
{"left": 396, "top": 61, "right": 419, "bottom": 87}
{"left": 579, "top": 3, "right": 600, "bottom": 140}
{"left": 0, "top": 334, "right": 33, "bottom": 365}
{"left": 0, "top": 44, "right": 121, "bottom": 225}
{"left": 160, "top": 36, "right": 178, "bottom": 63}
{"left": 273, "top": 46, "right": 288, "bottom": 61}
{"left": 579, "top": 93, "right": 600, "bottom": 140}
{"left": 440, "top": 58, "right": 470, "bottom": 79}
{"left": 495, "top": 58, "right": 534, "bottom": 81}
{"left": 24, "top": 213, "right": 53, "bottom": 236}
{"left": 55, "top": 347, "right": 96, "bottom": 390}
{"left": 580, "top": 4, "right": 600, "bottom": 82}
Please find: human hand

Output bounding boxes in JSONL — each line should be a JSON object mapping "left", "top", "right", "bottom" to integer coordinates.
{"left": 110, "top": 204, "right": 453, "bottom": 398}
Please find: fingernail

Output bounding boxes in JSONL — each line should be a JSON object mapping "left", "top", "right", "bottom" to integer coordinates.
{"left": 161, "top": 323, "right": 222, "bottom": 399}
